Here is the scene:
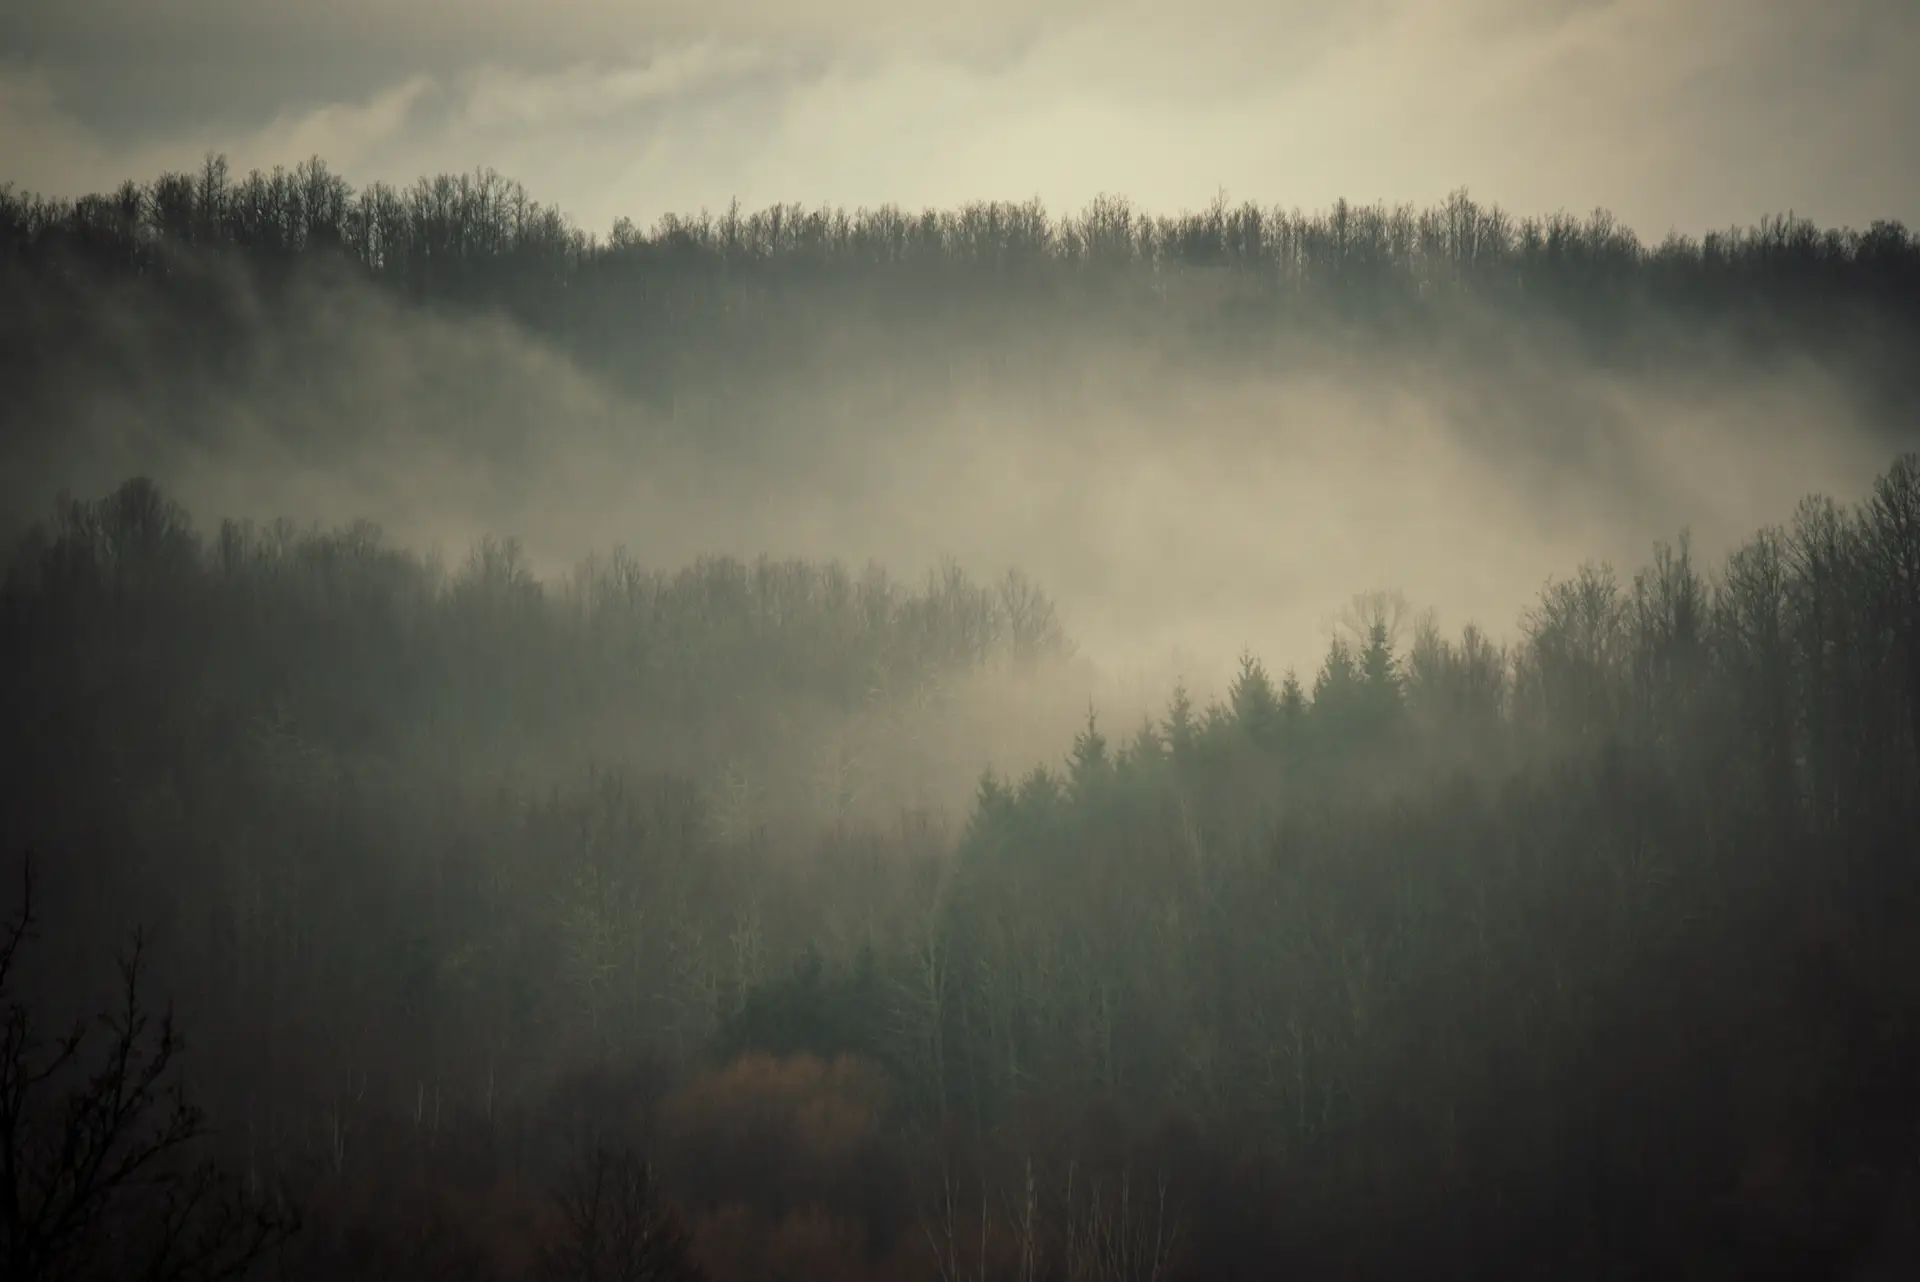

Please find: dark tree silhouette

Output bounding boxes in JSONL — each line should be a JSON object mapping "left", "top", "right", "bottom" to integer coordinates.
{"left": 535, "top": 1146, "right": 704, "bottom": 1282}
{"left": 0, "top": 859, "right": 295, "bottom": 1282}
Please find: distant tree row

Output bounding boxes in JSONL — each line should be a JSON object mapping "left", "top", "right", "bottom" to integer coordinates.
{"left": 0, "top": 478, "right": 1070, "bottom": 818}
{"left": 7, "top": 157, "right": 1917, "bottom": 494}
{"left": 3, "top": 155, "right": 1914, "bottom": 320}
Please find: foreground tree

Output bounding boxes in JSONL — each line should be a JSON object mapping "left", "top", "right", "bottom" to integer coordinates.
{"left": 0, "top": 857, "right": 295, "bottom": 1282}
{"left": 534, "top": 1145, "right": 705, "bottom": 1282}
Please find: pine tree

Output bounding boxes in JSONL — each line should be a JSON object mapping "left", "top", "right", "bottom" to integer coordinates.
{"left": 968, "top": 769, "right": 1017, "bottom": 845}
{"left": 1313, "top": 637, "right": 1362, "bottom": 749}
{"left": 1229, "top": 650, "right": 1282, "bottom": 748}
{"left": 1123, "top": 715, "right": 1165, "bottom": 776}
{"left": 1313, "top": 638, "right": 1360, "bottom": 706}
{"left": 1280, "top": 668, "right": 1307, "bottom": 722}
{"left": 1358, "top": 619, "right": 1405, "bottom": 736}
{"left": 1163, "top": 681, "right": 1198, "bottom": 760}
{"left": 1067, "top": 705, "right": 1112, "bottom": 801}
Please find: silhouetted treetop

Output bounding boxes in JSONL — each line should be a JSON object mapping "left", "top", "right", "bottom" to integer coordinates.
{"left": 3, "top": 157, "right": 1913, "bottom": 327}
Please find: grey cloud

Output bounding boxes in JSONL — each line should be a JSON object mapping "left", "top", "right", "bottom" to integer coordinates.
{"left": 4, "top": 0, "right": 1917, "bottom": 240}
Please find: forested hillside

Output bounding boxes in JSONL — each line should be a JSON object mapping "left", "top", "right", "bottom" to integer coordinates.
{"left": 5, "top": 459, "right": 1918, "bottom": 1279}
{"left": 5, "top": 155, "right": 1917, "bottom": 463}
{"left": 2, "top": 158, "right": 1919, "bottom": 1282}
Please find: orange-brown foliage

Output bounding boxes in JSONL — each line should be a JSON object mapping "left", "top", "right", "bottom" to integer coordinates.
{"left": 663, "top": 1054, "right": 917, "bottom": 1277}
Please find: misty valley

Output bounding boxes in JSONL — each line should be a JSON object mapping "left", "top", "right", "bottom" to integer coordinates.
{"left": 1, "top": 158, "right": 1918, "bottom": 1282}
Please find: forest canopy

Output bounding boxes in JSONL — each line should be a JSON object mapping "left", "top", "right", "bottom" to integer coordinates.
{"left": 3, "top": 451, "right": 1918, "bottom": 1279}
{"left": 2, "top": 154, "right": 1920, "bottom": 1281}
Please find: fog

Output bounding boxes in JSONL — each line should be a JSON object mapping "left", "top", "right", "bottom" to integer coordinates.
{"left": 3, "top": 240, "right": 1898, "bottom": 704}
{"left": 3, "top": 148, "right": 1919, "bottom": 1280}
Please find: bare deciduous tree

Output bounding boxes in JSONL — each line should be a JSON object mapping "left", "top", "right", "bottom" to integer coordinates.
{"left": 0, "top": 857, "right": 295, "bottom": 1282}
{"left": 533, "top": 1144, "right": 704, "bottom": 1282}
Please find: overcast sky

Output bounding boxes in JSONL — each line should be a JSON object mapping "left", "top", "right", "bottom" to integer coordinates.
{"left": 3, "top": 0, "right": 1916, "bottom": 240}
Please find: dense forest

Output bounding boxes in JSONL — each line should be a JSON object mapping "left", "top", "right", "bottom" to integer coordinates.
{"left": 5, "top": 155, "right": 1918, "bottom": 493}
{"left": 2, "top": 158, "right": 1919, "bottom": 1281}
